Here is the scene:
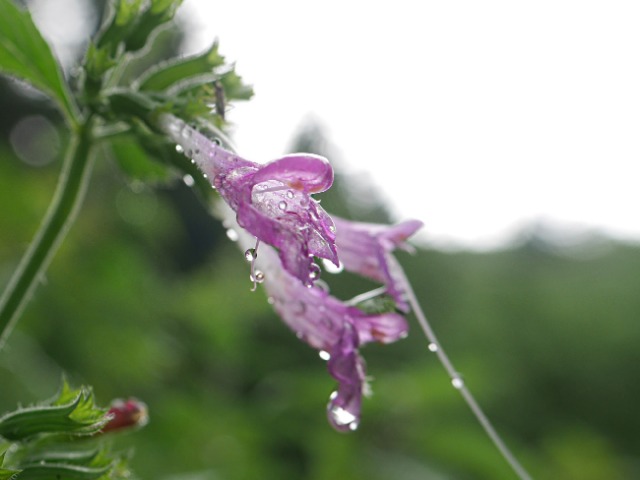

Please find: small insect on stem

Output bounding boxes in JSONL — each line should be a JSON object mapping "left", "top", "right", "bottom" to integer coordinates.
{"left": 214, "top": 80, "right": 226, "bottom": 121}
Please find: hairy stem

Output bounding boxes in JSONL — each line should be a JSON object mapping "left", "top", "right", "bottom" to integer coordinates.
{"left": 398, "top": 269, "right": 533, "bottom": 480}
{"left": 0, "top": 121, "right": 95, "bottom": 351}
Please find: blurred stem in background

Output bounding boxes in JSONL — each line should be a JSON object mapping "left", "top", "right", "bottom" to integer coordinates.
{"left": 0, "top": 118, "right": 96, "bottom": 351}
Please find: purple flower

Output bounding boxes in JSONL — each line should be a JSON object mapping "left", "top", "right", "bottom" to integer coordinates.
{"left": 333, "top": 217, "right": 423, "bottom": 312}
{"left": 160, "top": 114, "right": 339, "bottom": 285}
{"left": 229, "top": 212, "right": 421, "bottom": 432}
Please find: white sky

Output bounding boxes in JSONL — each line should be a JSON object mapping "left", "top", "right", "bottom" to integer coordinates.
{"left": 177, "top": 0, "right": 640, "bottom": 249}
{"left": 30, "top": 0, "right": 640, "bottom": 249}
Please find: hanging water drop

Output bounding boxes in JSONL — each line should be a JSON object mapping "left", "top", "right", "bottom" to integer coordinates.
{"left": 278, "top": 200, "right": 287, "bottom": 210}
{"left": 319, "top": 350, "right": 331, "bottom": 361}
{"left": 322, "top": 258, "right": 344, "bottom": 274}
{"left": 428, "top": 342, "right": 439, "bottom": 352}
{"left": 327, "top": 397, "right": 359, "bottom": 432}
{"left": 309, "top": 263, "right": 321, "bottom": 281}
{"left": 451, "top": 377, "right": 464, "bottom": 389}
{"left": 286, "top": 190, "right": 294, "bottom": 199}
{"left": 175, "top": 145, "right": 184, "bottom": 153}
{"left": 251, "top": 270, "right": 265, "bottom": 284}
{"left": 244, "top": 248, "right": 257, "bottom": 261}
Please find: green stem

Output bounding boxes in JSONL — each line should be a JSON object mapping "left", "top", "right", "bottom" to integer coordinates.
{"left": 0, "top": 121, "right": 96, "bottom": 351}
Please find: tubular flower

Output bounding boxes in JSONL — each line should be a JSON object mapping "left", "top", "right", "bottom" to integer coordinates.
{"left": 217, "top": 202, "right": 421, "bottom": 432}
{"left": 333, "top": 216, "right": 424, "bottom": 312}
{"left": 159, "top": 114, "right": 338, "bottom": 285}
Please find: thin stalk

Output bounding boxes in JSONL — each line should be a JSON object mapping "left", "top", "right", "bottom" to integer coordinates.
{"left": 0, "top": 121, "right": 96, "bottom": 351}
{"left": 397, "top": 268, "right": 533, "bottom": 480}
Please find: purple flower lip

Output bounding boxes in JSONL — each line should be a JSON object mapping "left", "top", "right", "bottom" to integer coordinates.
{"left": 160, "top": 114, "right": 339, "bottom": 285}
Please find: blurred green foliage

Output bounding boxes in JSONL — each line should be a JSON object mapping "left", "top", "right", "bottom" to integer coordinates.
{"left": 2, "top": 116, "right": 640, "bottom": 478}
{"left": 1, "top": 1, "right": 640, "bottom": 479}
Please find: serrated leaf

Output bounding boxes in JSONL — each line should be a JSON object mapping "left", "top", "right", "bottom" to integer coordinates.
{"left": 0, "top": 0, "right": 78, "bottom": 124}
{"left": 136, "top": 42, "right": 225, "bottom": 92}
{"left": 0, "top": 382, "right": 109, "bottom": 441}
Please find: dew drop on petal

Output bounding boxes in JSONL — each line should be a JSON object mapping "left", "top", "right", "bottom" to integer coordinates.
{"left": 451, "top": 377, "right": 464, "bottom": 389}
{"left": 175, "top": 145, "right": 184, "bottom": 153}
{"left": 286, "top": 190, "right": 294, "bottom": 199}
{"left": 244, "top": 248, "right": 257, "bottom": 261}
{"left": 319, "top": 350, "right": 331, "bottom": 361}
{"left": 428, "top": 342, "right": 439, "bottom": 352}
{"left": 267, "top": 296, "right": 275, "bottom": 305}
{"left": 226, "top": 229, "right": 239, "bottom": 242}
{"left": 185, "top": 149, "right": 193, "bottom": 157}
{"left": 278, "top": 200, "right": 287, "bottom": 210}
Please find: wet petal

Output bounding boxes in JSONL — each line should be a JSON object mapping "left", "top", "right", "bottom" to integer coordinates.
{"left": 333, "top": 217, "right": 423, "bottom": 311}
{"left": 326, "top": 323, "right": 366, "bottom": 432}
{"left": 252, "top": 154, "right": 334, "bottom": 193}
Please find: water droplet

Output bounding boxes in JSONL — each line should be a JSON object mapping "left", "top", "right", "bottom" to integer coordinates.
{"left": 190, "top": 159, "right": 195, "bottom": 164}
{"left": 213, "top": 138, "right": 222, "bottom": 146}
{"left": 319, "top": 350, "right": 331, "bottom": 361}
{"left": 329, "top": 224, "right": 336, "bottom": 233}
{"left": 244, "top": 248, "right": 257, "bottom": 261}
{"left": 278, "top": 200, "right": 287, "bottom": 210}
{"left": 451, "top": 377, "right": 464, "bottom": 389}
{"left": 328, "top": 401, "right": 359, "bottom": 432}
{"left": 175, "top": 145, "right": 184, "bottom": 153}
{"left": 428, "top": 342, "right": 439, "bottom": 352}
{"left": 322, "top": 258, "right": 344, "bottom": 274}
{"left": 182, "top": 174, "right": 195, "bottom": 187}
{"left": 251, "top": 270, "right": 265, "bottom": 283}
{"left": 194, "top": 148, "right": 200, "bottom": 155}
{"left": 286, "top": 190, "right": 294, "bottom": 199}
{"left": 309, "top": 263, "right": 321, "bottom": 281}
{"left": 203, "top": 174, "right": 208, "bottom": 179}
{"left": 181, "top": 127, "right": 192, "bottom": 138}
{"left": 185, "top": 148, "right": 193, "bottom": 157}
{"left": 226, "top": 229, "right": 239, "bottom": 241}
{"left": 267, "top": 296, "right": 275, "bottom": 305}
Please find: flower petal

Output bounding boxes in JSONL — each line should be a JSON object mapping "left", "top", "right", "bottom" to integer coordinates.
{"left": 333, "top": 217, "right": 423, "bottom": 311}
{"left": 326, "top": 323, "right": 366, "bottom": 432}
{"left": 252, "top": 154, "right": 334, "bottom": 193}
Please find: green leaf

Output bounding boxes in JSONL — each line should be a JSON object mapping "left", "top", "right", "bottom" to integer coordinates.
{"left": 0, "top": 381, "right": 109, "bottom": 441}
{"left": 0, "top": 0, "right": 78, "bottom": 124}
{"left": 136, "top": 42, "right": 225, "bottom": 92}
{"left": 0, "top": 451, "right": 21, "bottom": 480}
{"left": 110, "top": 134, "right": 174, "bottom": 183}
{"left": 96, "top": 0, "right": 182, "bottom": 55}
{"left": 15, "top": 461, "right": 112, "bottom": 480}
